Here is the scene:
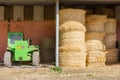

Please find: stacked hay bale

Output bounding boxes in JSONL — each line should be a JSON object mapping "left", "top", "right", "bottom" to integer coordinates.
{"left": 85, "top": 15, "right": 107, "bottom": 67}
{"left": 104, "top": 18, "right": 119, "bottom": 64}
{"left": 40, "top": 37, "right": 55, "bottom": 63}
{"left": 59, "top": 21, "right": 86, "bottom": 68}
{"left": 86, "top": 40, "right": 106, "bottom": 67}
{"left": 60, "top": 9, "right": 86, "bottom": 25}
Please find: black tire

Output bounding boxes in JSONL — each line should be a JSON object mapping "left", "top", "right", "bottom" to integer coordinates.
{"left": 32, "top": 51, "right": 40, "bottom": 66}
{"left": 4, "top": 51, "right": 12, "bottom": 67}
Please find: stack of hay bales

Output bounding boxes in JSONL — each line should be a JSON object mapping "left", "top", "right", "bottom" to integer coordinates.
{"left": 104, "top": 18, "right": 119, "bottom": 64}
{"left": 59, "top": 9, "right": 86, "bottom": 25}
{"left": 85, "top": 15, "right": 107, "bottom": 67}
{"left": 40, "top": 37, "right": 55, "bottom": 63}
{"left": 85, "top": 15, "right": 107, "bottom": 42}
{"left": 59, "top": 21, "right": 86, "bottom": 68}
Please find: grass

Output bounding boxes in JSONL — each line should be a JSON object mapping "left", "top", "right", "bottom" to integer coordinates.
{"left": 50, "top": 66, "right": 62, "bottom": 74}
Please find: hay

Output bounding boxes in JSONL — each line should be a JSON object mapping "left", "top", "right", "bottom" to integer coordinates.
{"left": 104, "top": 42, "right": 116, "bottom": 49}
{"left": 87, "top": 51, "right": 106, "bottom": 57}
{"left": 105, "top": 49, "right": 119, "bottom": 64}
{"left": 86, "top": 63, "right": 105, "bottom": 67}
{"left": 59, "top": 45, "right": 86, "bottom": 52}
{"left": 60, "top": 8, "right": 86, "bottom": 25}
{"left": 60, "top": 39, "right": 85, "bottom": 46}
{"left": 86, "top": 40, "right": 106, "bottom": 51}
{"left": 60, "top": 31, "right": 85, "bottom": 41}
{"left": 86, "top": 51, "right": 106, "bottom": 67}
{"left": 104, "top": 33, "right": 116, "bottom": 49}
{"left": 104, "top": 33, "right": 117, "bottom": 43}
{"left": 86, "top": 15, "right": 107, "bottom": 23}
{"left": 85, "top": 22, "right": 105, "bottom": 32}
{"left": 105, "top": 18, "right": 116, "bottom": 33}
{"left": 60, "top": 21, "right": 86, "bottom": 33}
{"left": 59, "top": 51, "right": 86, "bottom": 67}
{"left": 85, "top": 32, "right": 105, "bottom": 42}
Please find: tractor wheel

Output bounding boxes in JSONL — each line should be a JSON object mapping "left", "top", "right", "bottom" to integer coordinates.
{"left": 4, "top": 51, "right": 12, "bottom": 67}
{"left": 32, "top": 51, "right": 40, "bottom": 66}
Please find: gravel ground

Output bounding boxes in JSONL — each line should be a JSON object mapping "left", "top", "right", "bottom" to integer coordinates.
{"left": 0, "top": 63, "right": 120, "bottom": 80}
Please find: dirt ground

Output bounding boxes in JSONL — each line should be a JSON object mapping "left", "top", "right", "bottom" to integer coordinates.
{"left": 0, "top": 63, "right": 120, "bottom": 80}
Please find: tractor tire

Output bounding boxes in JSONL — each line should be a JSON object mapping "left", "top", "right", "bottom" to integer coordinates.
{"left": 4, "top": 51, "right": 12, "bottom": 67}
{"left": 32, "top": 51, "right": 40, "bottom": 66}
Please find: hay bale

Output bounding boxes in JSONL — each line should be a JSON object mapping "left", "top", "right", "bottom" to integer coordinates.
{"left": 86, "top": 51, "right": 106, "bottom": 67}
{"left": 86, "top": 40, "right": 106, "bottom": 51}
{"left": 60, "top": 31, "right": 85, "bottom": 42}
{"left": 86, "top": 15, "right": 107, "bottom": 23}
{"left": 60, "top": 39, "right": 85, "bottom": 46}
{"left": 105, "top": 18, "right": 116, "bottom": 33}
{"left": 60, "top": 9, "right": 86, "bottom": 25}
{"left": 85, "top": 22, "right": 105, "bottom": 32}
{"left": 60, "top": 21, "right": 86, "bottom": 33}
{"left": 104, "top": 42, "right": 116, "bottom": 49}
{"left": 59, "top": 44, "right": 86, "bottom": 52}
{"left": 104, "top": 33, "right": 117, "bottom": 43}
{"left": 85, "top": 32, "right": 105, "bottom": 42}
{"left": 105, "top": 49, "right": 119, "bottom": 64}
{"left": 104, "top": 33, "right": 117, "bottom": 49}
{"left": 59, "top": 51, "right": 86, "bottom": 67}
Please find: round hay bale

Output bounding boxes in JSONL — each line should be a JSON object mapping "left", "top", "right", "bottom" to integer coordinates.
{"left": 86, "top": 15, "right": 107, "bottom": 23}
{"left": 60, "top": 39, "right": 85, "bottom": 46}
{"left": 60, "top": 31, "right": 85, "bottom": 42}
{"left": 59, "top": 44, "right": 86, "bottom": 52}
{"left": 86, "top": 40, "right": 106, "bottom": 51}
{"left": 59, "top": 51, "right": 86, "bottom": 67}
{"left": 104, "top": 42, "right": 116, "bottom": 49}
{"left": 60, "top": 21, "right": 86, "bottom": 33}
{"left": 86, "top": 51, "right": 106, "bottom": 67}
{"left": 105, "top": 18, "right": 116, "bottom": 33}
{"left": 87, "top": 51, "right": 106, "bottom": 57}
{"left": 104, "top": 33, "right": 117, "bottom": 43}
{"left": 105, "top": 49, "right": 119, "bottom": 64}
{"left": 85, "top": 32, "right": 105, "bottom": 42}
{"left": 85, "top": 22, "right": 105, "bottom": 32}
{"left": 60, "top": 9, "right": 86, "bottom": 25}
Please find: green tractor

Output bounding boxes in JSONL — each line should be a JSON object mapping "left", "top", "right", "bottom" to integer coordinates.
{"left": 4, "top": 32, "right": 40, "bottom": 66}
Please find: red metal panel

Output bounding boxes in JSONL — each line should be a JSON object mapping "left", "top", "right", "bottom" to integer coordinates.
{"left": 0, "top": 21, "right": 8, "bottom": 61}
{"left": 10, "top": 21, "right": 55, "bottom": 47}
